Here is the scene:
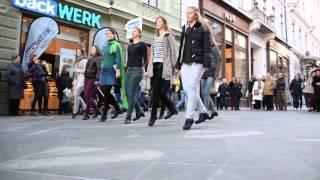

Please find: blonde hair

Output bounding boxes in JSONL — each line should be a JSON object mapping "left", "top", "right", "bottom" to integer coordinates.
{"left": 187, "top": 6, "right": 209, "bottom": 32}
{"left": 155, "top": 16, "right": 171, "bottom": 36}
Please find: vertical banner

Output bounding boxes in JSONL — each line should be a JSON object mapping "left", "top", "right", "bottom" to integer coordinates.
{"left": 126, "top": 18, "right": 142, "bottom": 39}
{"left": 22, "top": 17, "right": 59, "bottom": 72}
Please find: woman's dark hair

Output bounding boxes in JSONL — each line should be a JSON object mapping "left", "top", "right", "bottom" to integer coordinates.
{"left": 133, "top": 27, "right": 142, "bottom": 38}
{"left": 91, "top": 45, "right": 102, "bottom": 57}
{"left": 303, "top": 75, "right": 308, "bottom": 81}
{"left": 76, "top": 44, "right": 87, "bottom": 58}
{"left": 29, "top": 54, "right": 37, "bottom": 63}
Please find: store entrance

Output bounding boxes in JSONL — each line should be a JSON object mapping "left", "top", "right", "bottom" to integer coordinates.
{"left": 225, "top": 44, "right": 233, "bottom": 81}
{"left": 20, "top": 15, "right": 90, "bottom": 111}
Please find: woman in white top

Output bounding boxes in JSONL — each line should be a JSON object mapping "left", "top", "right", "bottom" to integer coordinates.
{"left": 252, "top": 77, "right": 264, "bottom": 110}
{"left": 72, "top": 47, "right": 88, "bottom": 119}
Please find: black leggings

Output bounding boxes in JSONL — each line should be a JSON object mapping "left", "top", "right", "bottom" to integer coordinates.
{"left": 151, "top": 63, "right": 175, "bottom": 118}
{"left": 31, "top": 81, "right": 42, "bottom": 112}
{"left": 101, "top": 85, "right": 120, "bottom": 114}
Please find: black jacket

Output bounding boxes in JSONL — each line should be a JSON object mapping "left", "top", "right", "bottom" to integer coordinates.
{"left": 289, "top": 79, "right": 302, "bottom": 96}
{"left": 312, "top": 75, "right": 320, "bottom": 98}
{"left": 218, "top": 83, "right": 229, "bottom": 97}
{"left": 176, "top": 22, "right": 212, "bottom": 70}
{"left": 202, "top": 46, "right": 222, "bottom": 79}
{"left": 276, "top": 78, "right": 286, "bottom": 91}
{"left": 57, "top": 72, "right": 72, "bottom": 99}
{"left": 84, "top": 55, "right": 102, "bottom": 80}
{"left": 247, "top": 79, "right": 256, "bottom": 93}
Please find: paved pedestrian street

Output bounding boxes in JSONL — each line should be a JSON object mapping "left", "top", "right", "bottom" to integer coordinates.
{"left": 0, "top": 110, "right": 319, "bottom": 180}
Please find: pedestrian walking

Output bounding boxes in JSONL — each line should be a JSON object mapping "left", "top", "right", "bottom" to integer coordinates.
{"left": 276, "top": 73, "right": 287, "bottom": 111}
{"left": 146, "top": 16, "right": 177, "bottom": 127}
{"left": 99, "top": 29, "right": 123, "bottom": 122}
{"left": 247, "top": 75, "right": 256, "bottom": 109}
{"left": 175, "top": 6, "right": 212, "bottom": 130}
{"left": 57, "top": 65, "right": 72, "bottom": 115}
{"left": 82, "top": 45, "right": 102, "bottom": 120}
{"left": 214, "top": 78, "right": 222, "bottom": 110}
{"left": 235, "top": 77, "right": 243, "bottom": 110}
{"left": 305, "top": 71, "right": 316, "bottom": 112}
{"left": 218, "top": 79, "right": 229, "bottom": 110}
{"left": 7, "top": 54, "right": 24, "bottom": 116}
{"left": 312, "top": 70, "right": 320, "bottom": 112}
{"left": 200, "top": 35, "right": 221, "bottom": 119}
{"left": 302, "top": 75, "right": 311, "bottom": 109}
{"left": 252, "top": 77, "right": 264, "bottom": 110}
{"left": 125, "top": 27, "right": 147, "bottom": 124}
{"left": 38, "top": 60, "right": 50, "bottom": 115}
{"left": 229, "top": 77, "right": 237, "bottom": 110}
{"left": 263, "top": 73, "right": 276, "bottom": 111}
{"left": 290, "top": 73, "right": 303, "bottom": 110}
{"left": 72, "top": 47, "right": 88, "bottom": 119}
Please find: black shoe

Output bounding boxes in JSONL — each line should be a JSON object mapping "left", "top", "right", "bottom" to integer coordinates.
{"left": 100, "top": 111, "right": 107, "bottom": 122}
{"left": 92, "top": 111, "right": 99, "bottom": 119}
{"left": 111, "top": 110, "right": 121, "bottom": 119}
{"left": 125, "top": 117, "right": 131, "bottom": 124}
{"left": 42, "top": 111, "right": 51, "bottom": 116}
{"left": 159, "top": 113, "right": 164, "bottom": 119}
{"left": 195, "top": 113, "right": 210, "bottom": 124}
{"left": 148, "top": 116, "right": 157, "bottom": 127}
{"left": 183, "top": 119, "right": 194, "bottom": 130}
{"left": 210, "top": 112, "right": 218, "bottom": 120}
{"left": 164, "top": 109, "right": 178, "bottom": 120}
{"left": 31, "top": 112, "right": 37, "bottom": 116}
{"left": 82, "top": 114, "right": 89, "bottom": 120}
{"left": 133, "top": 112, "right": 145, "bottom": 121}
{"left": 72, "top": 113, "right": 77, "bottom": 119}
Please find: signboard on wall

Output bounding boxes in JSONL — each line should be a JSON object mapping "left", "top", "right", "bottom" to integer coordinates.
{"left": 126, "top": 18, "right": 143, "bottom": 39}
{"left": 12, "top": 0, "right": 101, "bottom": 28}
{"left": 59, "top": 48, "right": 76, "bottom": 76}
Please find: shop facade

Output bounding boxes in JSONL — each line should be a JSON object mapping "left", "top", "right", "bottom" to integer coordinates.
{"left": 0, "top": 0, "right": 181, "bottom": 115}
{"left": 201, "top": 0, "right": 251, "bottom": 92}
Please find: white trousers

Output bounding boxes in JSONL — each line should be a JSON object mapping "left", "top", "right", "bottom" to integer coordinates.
{"left": 181, "top": 63, "right": 207, "bottom": 119}
{"left": 73, "top": 75, "right": 86, "bottom": 114}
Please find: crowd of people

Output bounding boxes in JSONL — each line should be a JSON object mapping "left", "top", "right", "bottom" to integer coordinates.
{"left": 6, "top": 6, "right": 320, "bottom": 131}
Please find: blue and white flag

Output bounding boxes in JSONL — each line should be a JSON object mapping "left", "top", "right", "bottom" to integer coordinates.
{"left": 22, "top": 17, "right": 59, "bottom": 72}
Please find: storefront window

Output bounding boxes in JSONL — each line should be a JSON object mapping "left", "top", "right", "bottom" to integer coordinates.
{"left": 225, "top": 27, "right": 233, "bottom": 42}
{"left": 269, "top": 50, "right": 278, "bottom": 76}
{"left": 211, "top": 21, "right": 223, "bottom": 41}
{"left": 234, "top": 50, "right": 247, "bottom": 92}
{"left": 235, "top": 32, "right": 246, "bottom": 49}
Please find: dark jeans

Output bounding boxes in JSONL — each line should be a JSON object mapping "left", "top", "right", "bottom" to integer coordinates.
{"left": 31, "top": 81, "right": 42, "bottom": 112}
{"left": 220, "top": 96, "right": 228, "bottom": 110}
{"left": 265, "top": 95, "right": 274, "bottom": 110}
{"left": 253, "top": 100, "right": 261, "bottom": 110}
{"left": 303, "top": 93, "right": 310, "bottom": 108}
{"left": 9, "top": 99, "right": 20, "bottom": 116}
{"left": 292, "top": 94, "right": 301, "bottom": 109}
{"left": 38, "top": 81, "right": 49, "bottom": 113}
{"left": 236, "top": 96, "right": 241, "bottom": 110}
{"left": 84, "top": 79, "right": 98, "bottom": 114}
{"left": 151, "top": 63, "right": 175, "bottom": 118}
{"left": 101, "top": 85, "right": 120, "bottom": 114}
{"left": 216, "top": 96, "right": 221, "bottom": 110}
{"left": 58, "top": 99, "right": 71, "bottom": 114}
{"left": 125, "top": 67, "right": 143, "bottom": 118}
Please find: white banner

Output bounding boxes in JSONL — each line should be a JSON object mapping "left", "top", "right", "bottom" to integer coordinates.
{"left": 22, "top": 17, "right": 59, "bottom": 72}
{"left": 93, "top": 27, "right": 119, "bottom": 51}
{"left": 126, "top": 18, "right": 142, "bottom": 39}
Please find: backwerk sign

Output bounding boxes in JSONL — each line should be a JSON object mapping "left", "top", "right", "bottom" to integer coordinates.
{"left": 12, "top": 0, "right": 101, "bottom": 28}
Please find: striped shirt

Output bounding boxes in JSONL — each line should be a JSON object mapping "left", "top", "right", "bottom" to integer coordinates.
{"left": 153, "top": 36, "right": 165, "bottom": 63}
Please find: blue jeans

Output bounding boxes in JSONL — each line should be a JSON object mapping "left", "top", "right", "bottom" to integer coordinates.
{"left": 201, "top": 77, "right": 217, "bottom": 113}
{"left": 292, "top": 94, "right": 301, "bottom": 109}
{"left": 176, "top": 90, "right": 186, "bottom": 109}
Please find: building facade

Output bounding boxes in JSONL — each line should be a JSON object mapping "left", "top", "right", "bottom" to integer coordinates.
{"left": 201, "top": 0, "right": 252, "bottom": 93}
{"left": 0, "top": 0, "right": 181, "bottom": 115}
